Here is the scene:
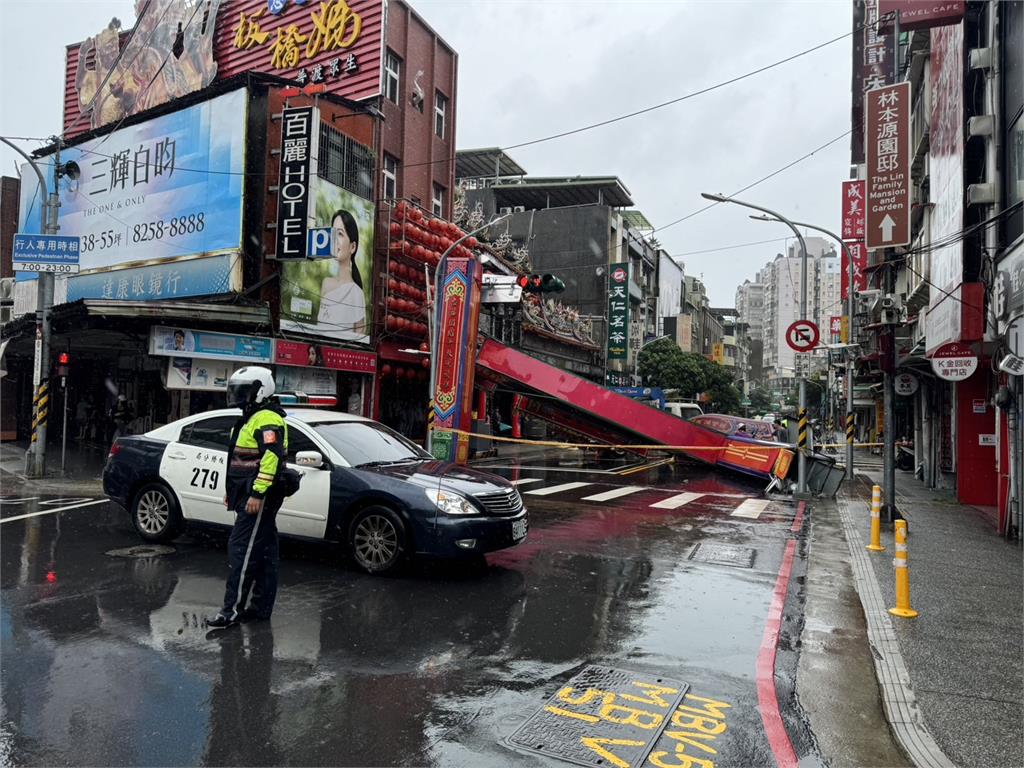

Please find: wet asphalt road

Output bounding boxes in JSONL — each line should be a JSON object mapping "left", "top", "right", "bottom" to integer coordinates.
{"left": 1, "top": 458, "right": 816, "bottom": 767}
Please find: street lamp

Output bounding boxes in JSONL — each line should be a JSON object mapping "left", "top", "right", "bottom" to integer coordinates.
{"left": 749, "top": 214, "right": 858, "bottom": 483}
{"left": 702, "top": 193, "right": 810, "bottom": 496}
{"left": 427, "top": 212, "right": 511, "bottom": 454}
{"left": 1, "top": 136, "right": 78, "bottom": 478}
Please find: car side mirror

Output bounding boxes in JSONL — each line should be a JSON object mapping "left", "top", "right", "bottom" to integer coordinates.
{"left": 295, "top": 451, "right": 325, "bottom": 468}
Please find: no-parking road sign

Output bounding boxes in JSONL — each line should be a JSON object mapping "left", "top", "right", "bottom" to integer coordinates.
{"left": 786, "top": 320, "right": 820, "bottom": 352}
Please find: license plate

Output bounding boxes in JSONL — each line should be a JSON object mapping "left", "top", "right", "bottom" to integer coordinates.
{"left": 511, "top": 518, "right": 527, "bottom": 541}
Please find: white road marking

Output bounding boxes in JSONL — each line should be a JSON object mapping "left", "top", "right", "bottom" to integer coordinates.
{"left": 580, "top": 485, "right": 646, "bottom": 502}
{"left": 0, "top": 498, "right": 107, "bottom": 524}
{"left": 510, "top": 478, "right": 543, "bottom": 486}
{"left": 524, "top": 482, "right": 592, "bottom": 497}
{"left": 649, "top": 492, "right": 704, "bottom": 510}
{"left": 730, "top": 499, "right": 772, "bottom": 519}
{"left": 0, "top": 497, "right": 40, "bottom": 505}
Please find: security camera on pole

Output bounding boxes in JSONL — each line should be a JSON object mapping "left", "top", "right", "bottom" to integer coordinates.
{"left": 702, "top": 193, "right": 811, "bottom": 496}
{"left": 1, "top": 136, "right": 80, "bottom": 478}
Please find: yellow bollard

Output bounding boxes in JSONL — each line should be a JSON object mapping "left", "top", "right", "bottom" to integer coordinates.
{"left": 888, "top": 520, "right": 918, "bottom": 618}
{"left": 866, "top": 484, "right": 885, "bottom": 552}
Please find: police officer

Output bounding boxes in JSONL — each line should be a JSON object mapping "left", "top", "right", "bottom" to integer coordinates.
{"left": 207, "top": 366, "right": 288, "bottom": 629}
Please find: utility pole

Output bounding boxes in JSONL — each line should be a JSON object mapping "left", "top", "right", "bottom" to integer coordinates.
{"left": 1, "top": 137, "right": 61, "bottom": 478}
{"left": 703, "top": 193, "right": 809, "bottom": 495}
{"left": 749, "top": 215, "right": 859, "bottom": 481}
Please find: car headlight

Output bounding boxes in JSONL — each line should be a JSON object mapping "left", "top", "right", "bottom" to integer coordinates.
{"left": 424, "top": 488, "right": 478, "bottom": 515}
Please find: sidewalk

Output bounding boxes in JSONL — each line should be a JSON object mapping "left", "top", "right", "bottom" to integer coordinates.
{"left": 0, "top": 439, "right": 107, "bottom": 494}
{"left": 836, "top": 471, "right": 1023, "bottom": 768}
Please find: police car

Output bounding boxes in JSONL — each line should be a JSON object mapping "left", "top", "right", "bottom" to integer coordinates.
{"left": 102, "top": 400, "right": 528, "bottom": 575}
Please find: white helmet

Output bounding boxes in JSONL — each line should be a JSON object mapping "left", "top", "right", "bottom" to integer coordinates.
{"left": 227, "top": 366, "right": 275, "bottom": 408}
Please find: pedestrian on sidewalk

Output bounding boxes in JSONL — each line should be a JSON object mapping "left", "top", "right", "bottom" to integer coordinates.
{"left": 110, "top": 395, "right": 133, "bottom": 441}
{"left": 206, "top": 366, "right": 289, "bottom": 630}
{"left": 75, "top": 397, "right": 90, "bottom": 440}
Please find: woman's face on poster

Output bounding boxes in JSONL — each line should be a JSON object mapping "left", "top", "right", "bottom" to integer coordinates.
{"left": 332, "top": 216, "right": 357, "bottom": 265}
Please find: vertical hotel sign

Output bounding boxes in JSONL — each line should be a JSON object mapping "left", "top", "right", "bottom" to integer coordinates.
{"left": 276, "top": 106, "right": 319, "bottom": 259}
{"left": 607, "top": 263, "right": 630, "bottom": 361}
{"left": 865, "top": 82, "right": 911, "bottom": 249}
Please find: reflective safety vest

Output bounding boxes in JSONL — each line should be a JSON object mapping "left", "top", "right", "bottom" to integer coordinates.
{"left": 227, "top": 406, "right": 289, "bottom": 502}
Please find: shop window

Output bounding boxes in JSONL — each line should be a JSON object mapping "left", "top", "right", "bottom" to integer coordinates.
{"left": 382, "top": 153, "right": 398, "bottom": 200}
{"left": 385, "top": 50, "right": 401, "bottom": 103}
{"left": 180, "top": 415, "right": 237, "bottom": 450}
{"left": 432, "top": 183, "right": 445, "bottom": 217}
{"left": 434, "top": 91, "right": 448, "bottom": 138}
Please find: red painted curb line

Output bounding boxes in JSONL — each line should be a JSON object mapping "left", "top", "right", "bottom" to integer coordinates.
{"left": 756, "top": 500, "right": 804, "bottom": 768}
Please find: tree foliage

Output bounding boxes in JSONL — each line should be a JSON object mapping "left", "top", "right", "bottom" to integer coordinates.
{"left": 637, "top": 339, "right": 742, "bottom": 413}
{"left": 748, "top": 387, "right": 773, "bottom": 414}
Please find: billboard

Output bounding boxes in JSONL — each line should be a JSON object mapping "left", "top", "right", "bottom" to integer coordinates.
{"left": 279, "top": 176, "right": 375, "bottom": 343}
{"left": 63, "top": 1, "right": 384, "bottom": 138}
{"left": 925, "top": 22, "right": 965, "bottom": 352}
{"left": 20, "top": 88, "right": 246, "bottom": 274}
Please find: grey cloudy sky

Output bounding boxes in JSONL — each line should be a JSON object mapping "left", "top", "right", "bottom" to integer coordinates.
{"left": 0, "top": 0, "right": 851, "bottom": 306}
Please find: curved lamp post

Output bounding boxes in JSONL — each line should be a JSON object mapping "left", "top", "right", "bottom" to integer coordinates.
{"left": 749, "top": 214, "right": 858, "bottom": 482}
{"left": 701, "top": 193, "right": 809, "bottom": 495}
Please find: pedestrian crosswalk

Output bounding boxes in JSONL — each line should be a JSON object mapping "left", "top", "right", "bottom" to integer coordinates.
{"left": 509, "top": 479, "right": 783, "bottom": 520}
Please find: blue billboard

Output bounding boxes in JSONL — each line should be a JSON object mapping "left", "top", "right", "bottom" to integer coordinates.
{"left": 19, "top": 88, "right": 246, "bottom": 278}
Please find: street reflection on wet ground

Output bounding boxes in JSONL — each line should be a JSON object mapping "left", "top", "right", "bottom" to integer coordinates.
{"left": 0, "top": 461, "right": 809, "bottom": 767}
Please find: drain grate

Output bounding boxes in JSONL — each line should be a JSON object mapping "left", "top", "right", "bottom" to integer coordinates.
{"left": 105, "top": 544, "right": 176, "bottom": 559}
{"left": 688, "top": 542, "right": 756, "bottom": 568}
{"left": 505, "top": 665, "right": 688, "bottom": 767}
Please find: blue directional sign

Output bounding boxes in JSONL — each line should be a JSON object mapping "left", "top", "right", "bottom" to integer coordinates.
{"left": 12, "top": 234, "right": 81, "bottom": 274}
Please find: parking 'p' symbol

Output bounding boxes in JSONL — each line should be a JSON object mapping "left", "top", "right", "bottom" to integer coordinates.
{"left": 307, "top": 227, "right": 332, "bottom": 258}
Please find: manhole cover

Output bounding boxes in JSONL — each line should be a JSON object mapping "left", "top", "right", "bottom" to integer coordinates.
{"left": 105, "top": 545, "right": 176, "bottom": 558}
{"left": 688, "top": 542, "right": 756, "bottom": 568}
{"left": 505, "top": 665, "right": 688, "bottom": 767}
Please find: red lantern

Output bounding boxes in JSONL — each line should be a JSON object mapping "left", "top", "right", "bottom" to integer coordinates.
{"left": 409, "top": 207, "right": 422, "bottom": 222}
{"left": 381, "top": 363, "right": 392, "bottom": 376}
{"left": 389, "top": 222, "right": 401, "bottom": 237}
{"left": 419, "top": 341, "right": 429, "bottom": 352}
{"left": 466, "top": 236, "right": 478, "bottom": 249}
{"left": 388, "top": 278, "right": 398, "bottom": 292}
{"left": 421, "top": 357, "right": 430, "bottom": 368}
{"left": 386, "top": 316, "right": 397, "bottom": 331}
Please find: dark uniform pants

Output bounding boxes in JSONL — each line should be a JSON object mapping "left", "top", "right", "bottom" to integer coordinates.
{"left": 220, "top": 495, "right": 281, "bottom": 620}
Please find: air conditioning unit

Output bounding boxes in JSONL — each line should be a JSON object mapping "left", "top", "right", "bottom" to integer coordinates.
{"left": 513, "top": 206, "right": 525, "bottom": 213}
{"left": 498, "top": 207, "right": 512, "bottom": 215}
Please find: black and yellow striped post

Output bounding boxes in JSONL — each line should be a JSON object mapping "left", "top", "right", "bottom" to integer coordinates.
{"left": 427, "top": 399, "right": 435, "bottom": 432}
{"left": 846, "top": 412, "right": 855, "bottom": 445}
{"left": 797, "top": 407, "right": 808, "bottom": 450}
{"left": 32, "top": 379, "right": 50, "bottom": 444}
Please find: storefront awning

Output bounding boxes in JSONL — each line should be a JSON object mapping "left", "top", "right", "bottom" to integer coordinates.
{"left": 2, "top": 299, "right": 272, "bottom": 341}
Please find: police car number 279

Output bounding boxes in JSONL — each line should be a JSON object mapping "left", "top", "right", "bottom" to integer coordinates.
{"left": 103, "top": 408, "right": 528, "bottom": 575}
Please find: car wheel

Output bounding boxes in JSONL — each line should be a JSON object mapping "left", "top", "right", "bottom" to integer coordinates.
{"left": 349, "top": 506, "right": 406, "bottom": 575}
{"left": 131, "top": 482, "right": 182, "bottom": 543}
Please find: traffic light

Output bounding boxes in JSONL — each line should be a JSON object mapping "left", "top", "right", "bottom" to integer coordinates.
{"left": 517, "top": 274, "right": 565, "bottom": 293}
{"left": 56, "top": 352, "right": 69, "bottom": 380}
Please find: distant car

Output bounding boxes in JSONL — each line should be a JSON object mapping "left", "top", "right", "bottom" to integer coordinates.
{"left": 103, "top": 408, "right": 528, "bottom": 575}
{"left": 665, "top": 402, "right": 704, "bottom": 420}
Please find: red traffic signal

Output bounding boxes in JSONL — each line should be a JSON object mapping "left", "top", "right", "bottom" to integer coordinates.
{"left": 518, "top": 275, "right": 545, "bottom": 293}
{"left": 57, "top": 352, "right": 70, "bottom": 365}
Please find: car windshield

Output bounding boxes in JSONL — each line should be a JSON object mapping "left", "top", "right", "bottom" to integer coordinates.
{"left": 310, "top": 420, "right": 430, "bottom": 467}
